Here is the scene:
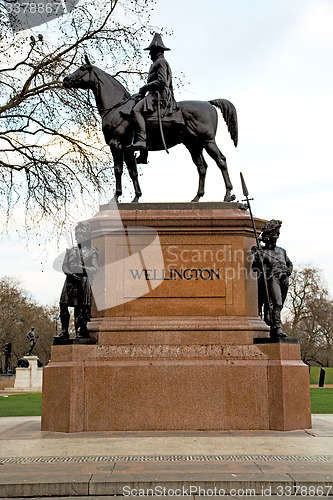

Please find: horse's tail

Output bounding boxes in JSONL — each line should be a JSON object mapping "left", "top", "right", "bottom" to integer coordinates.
{"left": 209, "top": 99, "right": 238, "bottom": 147}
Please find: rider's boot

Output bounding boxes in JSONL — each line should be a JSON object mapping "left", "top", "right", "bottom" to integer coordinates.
{"left": 131, "top": 110, "right": 147, "bottom": 150}
{"left": 132, "top": 134, "right": 147, "bottom": 150}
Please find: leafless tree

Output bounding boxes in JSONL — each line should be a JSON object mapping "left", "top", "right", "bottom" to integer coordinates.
{"left": 0, "top": 276, "right": 54, "bottom": 366}
{"left": 283, "top": 265, "right": 333, "bottom": 366}
{"left": 0, "top": 0, "right": 156, "bottom": 229}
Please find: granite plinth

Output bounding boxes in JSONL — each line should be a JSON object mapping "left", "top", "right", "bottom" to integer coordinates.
{"left": 99, "top": 201, "right": 243, "bottom": 211}
{"left": 42, "top": 203, "right": 311, "bottom": 432}
{"left": 89, "top": 315, "right": 269, "bottom": 346}
{"left": 41, "top": 341, "right": 311, "bottom": 432}
{"left": 88, "top": 203, "right": 268, "bottom": 323}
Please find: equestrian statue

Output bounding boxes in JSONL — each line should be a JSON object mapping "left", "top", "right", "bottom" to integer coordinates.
{"left": 63, "top": 33, "right": 238, "bottom": 203}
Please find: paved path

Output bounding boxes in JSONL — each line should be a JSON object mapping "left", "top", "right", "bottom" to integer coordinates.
{"left": 0, "top": 415, "right": 332, "bottom": 498}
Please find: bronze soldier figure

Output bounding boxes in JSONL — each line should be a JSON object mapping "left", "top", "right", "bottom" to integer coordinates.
{"left": 27, "top": 327, "right": 38, "bottom": 355}
{"left": 252, "top": 220, "right": 293, "bottom": 339}
{"left": 54, "top": 221, "right": 98, "bottom": 340}
{"left": 131, "top": 33, "right": 177, "bottom": 162}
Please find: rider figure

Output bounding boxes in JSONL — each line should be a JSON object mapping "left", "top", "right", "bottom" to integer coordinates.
{"left": 131, "top": 33, "right": 177, "bottom": 162}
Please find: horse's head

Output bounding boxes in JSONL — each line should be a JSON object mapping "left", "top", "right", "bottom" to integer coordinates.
{"left": 63, "top": 56, "right": 131, "bottom": 121}
{"left": 63, "top": 56, "right": 94, "bottom": 90}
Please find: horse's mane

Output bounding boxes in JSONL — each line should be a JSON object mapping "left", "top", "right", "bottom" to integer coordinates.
{"left": 93, "top": 67, "right": 131, "bottom": 99}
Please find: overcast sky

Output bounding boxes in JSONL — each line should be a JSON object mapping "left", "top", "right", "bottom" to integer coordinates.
{"left": 1, "top": 0, "right": 333, "bottom": 304}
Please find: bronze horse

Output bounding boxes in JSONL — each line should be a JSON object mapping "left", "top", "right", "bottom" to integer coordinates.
{"left": 63, "top": 58, "right": 238, "bottom": 203}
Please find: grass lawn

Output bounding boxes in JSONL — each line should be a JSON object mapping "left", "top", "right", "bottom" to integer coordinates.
{"left": 309, "top": 366, "right": 333, "bottom": 385}
{"left": 0, "top": 393, "right": 42, "bottom": 417}
{"left": 0, "top": 389, "right": 333, "bottom": 417}
{"left": 310, "top": 388, "right": 333, "bottom": 414}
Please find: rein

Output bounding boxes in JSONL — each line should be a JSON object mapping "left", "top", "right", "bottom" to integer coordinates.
{"left": 99, "top": 96, "right": 134, "bottom": 118}
{"left": 68, "top": 65, "right": 132, "bottom": 117}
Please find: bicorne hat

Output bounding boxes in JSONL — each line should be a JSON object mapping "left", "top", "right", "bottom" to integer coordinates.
{"left": 144, "top": 33, "right": 170, "bottom": 51}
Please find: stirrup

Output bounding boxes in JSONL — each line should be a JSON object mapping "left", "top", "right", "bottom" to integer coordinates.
{"left": 131, "top": 140, "right": 147, "bottom": 150}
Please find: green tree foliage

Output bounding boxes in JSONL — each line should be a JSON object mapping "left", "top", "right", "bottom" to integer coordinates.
{"left": 0, "top": 0, "right": 156, "bottom": 226}
{"left": 0, "top": 276, "right": 54, "bottom": 367}
{"left": 283, "top": 266, "right": 333, "bottom": 367}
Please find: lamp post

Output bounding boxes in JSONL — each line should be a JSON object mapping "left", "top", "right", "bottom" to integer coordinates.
{"left": 4, "top": 342, "right": 11, "bottom": 374}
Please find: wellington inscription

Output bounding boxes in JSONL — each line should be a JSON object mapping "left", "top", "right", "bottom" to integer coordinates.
{"left": 129, "top": 268, "right": 224, "bottom": 281}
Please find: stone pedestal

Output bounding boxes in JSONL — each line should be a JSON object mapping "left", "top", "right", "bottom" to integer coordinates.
{"left": 41, "top": 202, "right": 311, "bottom": 432}
{"left": 11, "top": 356, "right": 42, "bottom": 392}
{"left": 0, "top": 375, "right": 15, "bottom": 390}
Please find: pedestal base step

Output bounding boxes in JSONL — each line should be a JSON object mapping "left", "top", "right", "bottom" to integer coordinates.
{"left": 41, "top": 341, "right": 311, "bottom": 433}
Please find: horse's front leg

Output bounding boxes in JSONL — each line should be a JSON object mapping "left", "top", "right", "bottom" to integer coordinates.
{"left": 124, "top": 150, "right": 142, "bottom": 202}
{"left": 111, "top": 146, "right": 124, "bottom": 202}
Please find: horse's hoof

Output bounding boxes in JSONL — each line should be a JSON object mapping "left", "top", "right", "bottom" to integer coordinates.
{"left": 113, "top": 192, "right": 122, "bottom": 204}
{"left": 132, "top": 196, "right": 140, "bottom": 203}
{"left": 224, "top": 193, "right": 236, "bottom": 202}
{"left": 191, "top": 195, "right": 201, "bottom": 202}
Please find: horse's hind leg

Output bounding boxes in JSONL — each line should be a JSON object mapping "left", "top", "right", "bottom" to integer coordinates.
{"left": 186, "top": 145, "right": 208, "bottom": 202}
{"left": 124, "top": 150, "right": 142, "bottom": 202}
{"left": 204, "top": 141, "right": 235, "bottom": 202}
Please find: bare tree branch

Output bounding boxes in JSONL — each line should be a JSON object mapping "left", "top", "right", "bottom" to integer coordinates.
{"left": 283, "top": 265, "right": 333, "bottom": 366}
{"left": 0, "top": 0, "right": 157, "bottom": 230}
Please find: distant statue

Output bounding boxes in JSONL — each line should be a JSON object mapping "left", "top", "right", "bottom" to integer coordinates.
{"left": 27, "top": 327, "right": 38, "bottom": 355}
{"left": 252, "top": 220, "right": 293, "bottom": 339}
{"left": 54, "top": 221, "right": 98, "bottom": 340}
{"left": 63, "top": 33, "right": 238, "bottom": 204}
{"left": 131, "top": 33, "right": 178, "bottom": 164}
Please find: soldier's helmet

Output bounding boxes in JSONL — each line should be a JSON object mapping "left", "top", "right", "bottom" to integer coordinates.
{"left": 261, "top": 219, "right": 282, "bottom": 242}
{"left": 75, "top": 221, "right": 91, "bottom": 243}
{"left": 144, "top": 33, "right": 170, "bottom": 51}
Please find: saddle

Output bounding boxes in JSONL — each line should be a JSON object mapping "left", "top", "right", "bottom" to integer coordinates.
{"left": 146, "top": 107, "right": 185, "bottom": 126}
{"left": 120, "top": 97, "right": 185, "bottom": 126}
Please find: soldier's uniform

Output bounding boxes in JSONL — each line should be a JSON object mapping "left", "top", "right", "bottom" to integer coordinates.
{"left": 132, "top": 33, "right": 177, "bottom": 151}
{"left": 59, "top": 245, "right": 98, "bottom": 338}
{"left": 252, "top": 220, "right": 293, "bottom": 338}
{"left": 137, "top": 54, "right": 177, "bottom": 116}
{"left": 60, "top": 247, "right": 98, "bottom": 306}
